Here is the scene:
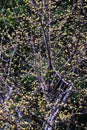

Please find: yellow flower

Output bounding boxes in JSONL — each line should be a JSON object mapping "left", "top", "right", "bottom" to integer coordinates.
{"left": 0, "top": 110, "right": 3, "bottom": 114}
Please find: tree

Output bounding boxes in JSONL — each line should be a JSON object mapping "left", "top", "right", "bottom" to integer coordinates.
{"left": 0, "top": 0, "right": 87, "bottom": 130}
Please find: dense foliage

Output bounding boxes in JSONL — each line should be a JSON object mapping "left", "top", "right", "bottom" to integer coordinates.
{"left": 0, "top": 0, "right": 87, "bottom": 130}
